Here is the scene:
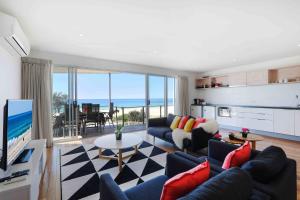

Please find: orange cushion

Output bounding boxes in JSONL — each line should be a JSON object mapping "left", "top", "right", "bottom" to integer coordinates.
{"left": 222, "top": 141, "right": 251, "bottom": 169}
{"left": 160, "top": 161, "right": 210, "bottom": 200}
{"left": 178, "top": 116, "right": 189, "bottom": 129}
{"left": 192, "top": 117, "right": 206, "bottom": 128}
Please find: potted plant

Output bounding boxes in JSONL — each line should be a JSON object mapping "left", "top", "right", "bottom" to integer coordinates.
{"left": 241, "top": 128, "right": 250, "bottom": 138}
{"left": 115, "top": 125, "right": 123, "bottom": 140}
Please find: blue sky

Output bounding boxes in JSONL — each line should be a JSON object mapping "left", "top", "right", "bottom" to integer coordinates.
{"left": 53, "top": 73, "right": 175, "bottom": 99}
{"left": 8, "top": 100, "right": 32, "bottom": 116}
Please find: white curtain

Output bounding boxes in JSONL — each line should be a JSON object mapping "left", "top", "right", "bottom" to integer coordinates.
{"left": 175, "top": 76, "right": 189, "bottom": 116}
{"left": 21, "top": 57, "right": 53, "bottom": 147}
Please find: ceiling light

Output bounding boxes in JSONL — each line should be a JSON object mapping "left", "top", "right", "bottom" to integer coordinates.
{"left": 297, "top": 44, "right": 300, "bottom": 47}
{"left": 79, "top": 34, "right": 84, "bottom": 37}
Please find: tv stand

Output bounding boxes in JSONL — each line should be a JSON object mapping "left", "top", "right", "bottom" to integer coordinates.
{"left": 13, "top": 148, "right": 34, "bottom": 165}
{"left": 0, "top": 140, "right": 46, "bottom": 200}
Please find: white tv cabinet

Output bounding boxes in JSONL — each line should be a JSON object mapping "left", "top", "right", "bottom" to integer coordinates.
{"left": 0, "top": 139, "right": 47, "bottom": 200}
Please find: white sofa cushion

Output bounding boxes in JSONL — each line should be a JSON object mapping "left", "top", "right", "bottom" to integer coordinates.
{"left": 195, "top": 119, "right": 219, "bottom": 134}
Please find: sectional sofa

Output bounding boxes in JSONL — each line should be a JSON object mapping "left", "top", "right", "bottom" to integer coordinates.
{"left": 100, "top": 140, "right": 296, "bottom": 200}
{"left": 147, "top": 114, "right": 219, "bottom": 152}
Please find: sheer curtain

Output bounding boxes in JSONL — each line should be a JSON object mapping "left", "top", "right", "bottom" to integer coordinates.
{"left": 21, "top": 57, "right": 53, "bottom": 147}
{"left": 175, "top": 76, "right": 189, "bottom": 116}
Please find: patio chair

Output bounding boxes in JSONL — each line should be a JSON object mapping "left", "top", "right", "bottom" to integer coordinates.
{"left": 105, "top": 102, "right": 119, "bottom": 127}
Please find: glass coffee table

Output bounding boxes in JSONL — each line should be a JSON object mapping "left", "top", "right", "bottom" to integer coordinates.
{"left": 94, "top": 133, "right": 143, "bottom": 171}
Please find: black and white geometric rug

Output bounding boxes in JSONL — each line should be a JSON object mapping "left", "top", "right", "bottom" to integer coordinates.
{"left": 60, "top": 141, "right": 168, "bottom": 200}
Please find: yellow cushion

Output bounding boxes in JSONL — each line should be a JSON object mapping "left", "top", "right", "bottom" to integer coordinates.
{"left": 184, "top": 118, "right": 195, "bottom": 132}
{"left": 170, "top": 116, "right": 181, "bottom": 130}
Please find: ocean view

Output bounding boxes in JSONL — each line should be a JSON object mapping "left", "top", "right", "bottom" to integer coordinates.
{"left": 77, "top": 98, "right": 174, "bottom": 108}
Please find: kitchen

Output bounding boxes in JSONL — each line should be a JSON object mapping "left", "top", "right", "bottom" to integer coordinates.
{"left": 191, "top": 66, "right": 300, "bottom": 141}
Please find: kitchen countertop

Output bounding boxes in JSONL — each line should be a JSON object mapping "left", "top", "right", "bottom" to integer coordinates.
{"left": 191, "top": 103, "right": 300, "bottom": 110}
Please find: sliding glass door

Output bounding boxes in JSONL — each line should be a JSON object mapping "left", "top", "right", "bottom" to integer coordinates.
{"left": 52, "top": 66, "right": 176, "bottom": 140}
{"left": 52, "top": 67, "right": 77, "bottom": 139}
{"left": 148, "top": 75, "right": 166, "bottom": 118}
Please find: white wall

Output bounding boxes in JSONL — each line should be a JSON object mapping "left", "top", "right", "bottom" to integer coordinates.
{"left": 0, "top": 46, "right": 21, "bottom": 147}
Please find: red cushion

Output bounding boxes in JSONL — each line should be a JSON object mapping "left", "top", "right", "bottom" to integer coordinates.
{"left": 178, "top": 116, "right": 189, "bottom": 129}
{"left": 192, "top": 117, "right": 206, "bottom": 128}
{"left": 222, "top": 141, "right": 251, "bottom": 169}
{"left": 160, "top": 161, "right": 210, "bottom": 200}
{"left": 213, "top": 133, "right": 222, "bottom": 139}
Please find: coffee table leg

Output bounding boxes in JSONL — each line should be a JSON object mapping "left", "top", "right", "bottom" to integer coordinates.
{"left": 118, "top": 149, "right": 122, "bottom": 172}
{"left": 99, "top": 148, "right": 102, "bottom": 158}
{"left": 252, "top": 141, "right": 256, "bottom": 150}
{"left": 134, "top": 145, "right": 138, "bottom": 154}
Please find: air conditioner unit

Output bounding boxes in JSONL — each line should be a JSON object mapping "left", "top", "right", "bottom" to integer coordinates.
{"left": 0, "top": 11, "right": 30, "bottom": 57}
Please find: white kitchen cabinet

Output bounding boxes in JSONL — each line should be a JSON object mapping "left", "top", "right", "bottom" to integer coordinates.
{"left": 190, "top": 105, "right": 202, "bottom": 118}
{"left": 295, "top": 111, "right": 300, "bottom": 136}
{"left": 273, "top": 109, "right": 295, "bottom": 135}
{"left": 203, "top": 106, "right": 216, "bottom": 119}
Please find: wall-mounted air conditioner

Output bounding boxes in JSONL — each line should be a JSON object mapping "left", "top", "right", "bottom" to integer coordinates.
{"left": 0, "top": 11, "right": 30, "bottom": 57}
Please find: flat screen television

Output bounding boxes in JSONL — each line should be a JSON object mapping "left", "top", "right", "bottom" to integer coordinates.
{"left": 0, "top": 99, "right": 33, "bottom": 171}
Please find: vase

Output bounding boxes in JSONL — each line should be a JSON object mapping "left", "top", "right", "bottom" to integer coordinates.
{"left": 115, "top": 132, "right": 122, "bottom": 140}
{"left": 242, "top": 132, "right": 248, "bottom": 138}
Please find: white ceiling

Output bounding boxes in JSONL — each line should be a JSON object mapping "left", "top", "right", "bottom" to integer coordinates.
{"left": 1, "top": 0, "right": 300, "bottom": 72}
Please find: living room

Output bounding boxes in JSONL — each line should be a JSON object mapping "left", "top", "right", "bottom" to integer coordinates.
{"left": 0, "top": 1, "right": 299, "bottom": 200}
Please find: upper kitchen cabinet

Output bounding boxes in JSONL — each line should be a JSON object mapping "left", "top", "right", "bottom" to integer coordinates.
{"left": 246, "top": 70, "right": 269, "bottom": 85}
{"left": 228, "top": 72, "right": 247, "bottom": 87}
{"left": 273, "top": 109, "right": 295, "bottom": 135}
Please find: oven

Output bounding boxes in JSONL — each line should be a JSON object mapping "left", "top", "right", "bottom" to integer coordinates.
{"left": 218, "top": 107, "right": 231, "bottom": 117}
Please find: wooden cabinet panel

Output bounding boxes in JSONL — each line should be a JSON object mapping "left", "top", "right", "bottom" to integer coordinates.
{"left": 295, "top": 111, "right": 300, "bottom": 136}
{"left": 246, "top": 70, "right": 269, "bottom": 85}
{"left": 228, "top": 72, "right": 247, "bottom": 87}
{"left": 273, "top": 109, "right": 295, "bottom": 135}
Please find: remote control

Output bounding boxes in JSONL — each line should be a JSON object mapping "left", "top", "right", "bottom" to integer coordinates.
{"left": 0, "top": 169, "right": 30, "bottom": 183}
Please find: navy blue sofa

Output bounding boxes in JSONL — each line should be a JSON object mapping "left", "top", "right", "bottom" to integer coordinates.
{"left": 174, "top": 140, "right": 297, "bottom": 200}
{"left": 100, "top": 152, "right": 271, "bottom": 200}
{"left": 147, "top": 114, "right": 218, "bottom": 152}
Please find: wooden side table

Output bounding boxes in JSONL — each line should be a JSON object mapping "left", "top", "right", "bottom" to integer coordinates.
{"left": 223, "top": 132, "right": 264, "bottom": 150}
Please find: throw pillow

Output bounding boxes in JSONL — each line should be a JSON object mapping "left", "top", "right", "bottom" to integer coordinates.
{"left": 178, "top": 116, "right": 189, "bottom": 129}
{"left": 222, "top": 141, "right": 251, "bottom": 169}
{"left": 192, "top": 117, "right": 206, "bottom": 128}
{"left": 160, "top": 161, "right": 210, "bottom": 200}
{"left": 241, "top": 146, "right": 287, "bottom": 183}
{"left": 184, "top": 118, "right": 195, "bottom": 132}
{"left": 195, "top": 120, "right": 219, "bottom": 134}
{"left": 170, "top": 116, "right": 181, "bottom": 130}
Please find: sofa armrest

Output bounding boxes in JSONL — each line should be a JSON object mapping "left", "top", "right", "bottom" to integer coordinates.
{"left": 208, "top": 140, "right": 238, "bottom": 162}
{"left": 252, "top": 159, "right": 297, "bottom": 200}
{"left": 148, "top": 117, "right": 167, "bottom": 127}
{"left": 165, "top": 152, "right": 199, "bottom": 178}
{"left": 100, "top": 174, "right": 129, "bottom": 200}
{"left": 190, "top": 127, "right": 215, "bottom": 151}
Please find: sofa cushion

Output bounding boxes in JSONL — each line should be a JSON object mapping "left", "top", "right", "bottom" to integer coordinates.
{"left": 170, "top": 116, "right": 181, "bottom": 130}
{"left": 166, "top": 114, "right": 176, "bottom": 126}
{"left": 125, "top": 175, "right": 168, "bottom": 200}
{"left": 241, "top": 146, "right": 287, "bottom": 183}
{"left": 178, "top": 116, "right": 189, "bottom": 129}
{"left": 161, "top": 161, "right": 210, "bottom": 200}
{"left": 178, "top": 168, "right": 252, "bottom": 200}
{"left": 184, "top": 118, "right": 195, "bottom": 132}
{"left": 193, "top": 118, "right": 206, "bottom": 128}
{"left": 222, "top": 141, "right": 251, "bottom": 169}
{"left": 164, "top": 131, "right": 174, "bottom": 143}
{"left": 148, "top": 127, "right": 172, "bottom": 138}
